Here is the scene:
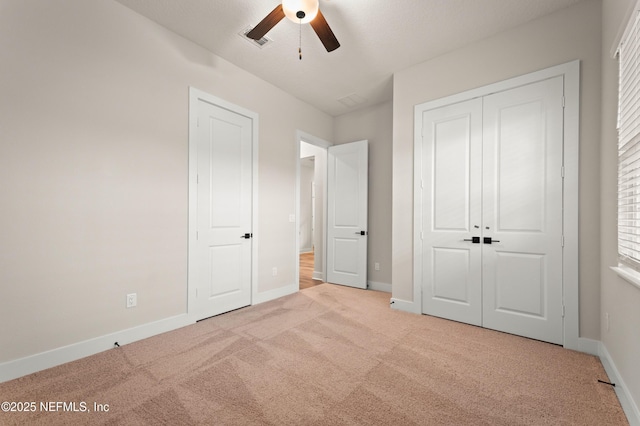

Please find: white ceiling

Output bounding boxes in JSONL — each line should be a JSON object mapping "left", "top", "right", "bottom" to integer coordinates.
{"left": 114, "top": 0, "right": 586, "bottom": 116}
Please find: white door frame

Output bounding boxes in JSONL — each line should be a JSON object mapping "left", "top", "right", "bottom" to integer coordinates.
{"left": 295, "top": 130, "right": 330, "bottom": 286}
{"left": 187, "top": 87, "right": 259, "bottom": 321}
{"left": 412, "top": 61, "right": 586, "bottom": 352}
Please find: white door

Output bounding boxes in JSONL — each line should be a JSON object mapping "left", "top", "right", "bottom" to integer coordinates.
{"left": 194, "top": 100, "right": 253, "bottom": 319}
{"left": 421, "top": 99, "right": 483, "bottom": 326}
{"left": 327, "top": 140, "right": 368, "bottom": 289}
{"left": 421, "top": 77, "right": 564, "bottom": 344}
{"left": 482, "top": 77, "right": 564, "bottom": 344}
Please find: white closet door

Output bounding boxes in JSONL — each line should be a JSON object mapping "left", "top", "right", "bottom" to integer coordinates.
{"left": 421, "top": 99, "right": 483, "bottom": 326}
{"left": 482, "top": 76, "right": 564, "bottom": 345}
{"left": 420, "top": 77, "right": 565, "bottom": 345}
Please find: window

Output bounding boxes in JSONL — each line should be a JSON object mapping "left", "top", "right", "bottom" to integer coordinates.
{"left": 618, "top": 6, "right": 640, "bottom": 272}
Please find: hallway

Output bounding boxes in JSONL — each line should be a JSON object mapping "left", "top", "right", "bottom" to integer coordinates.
{"left": 299, "top": 252, "right": 322, "bottom": 290}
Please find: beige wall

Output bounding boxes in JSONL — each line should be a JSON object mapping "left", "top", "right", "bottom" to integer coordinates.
{"left": 0, "top": 0, "right": 332, "bottom": 363}
{"left": 299, "top": 160, "right": 314, "bottom": 253}
{"left": 601, "top": 0, "right": 640, "bottom": 411}
{"left": 392, "top": 0, "right": 603, "bottom": 339}
{"left": 334, "top": 101, "right": 393, "bottom": 286}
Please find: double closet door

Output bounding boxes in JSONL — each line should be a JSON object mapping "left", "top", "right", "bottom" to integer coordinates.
{"left": 420, "top": 77, "right": 564, "bottom": 345}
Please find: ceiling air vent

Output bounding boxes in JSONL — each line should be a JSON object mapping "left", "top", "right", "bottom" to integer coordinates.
{"left": 239, "top": 26, "right": 273, "bottom": 48}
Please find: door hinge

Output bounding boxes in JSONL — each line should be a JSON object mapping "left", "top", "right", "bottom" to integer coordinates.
{"left": 562, "top": 305, "right": 565, "bottom": 318}
{"left": 562, "top": 96, "right": 565, "bottom": 108}
{"left": 561, "top": 166, "right": 565, "bottom": 178}
{"left": 561, "top": 235, "right": 564, "bottom": 247}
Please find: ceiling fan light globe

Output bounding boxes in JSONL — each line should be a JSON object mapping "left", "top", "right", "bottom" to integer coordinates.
{"left": 282, "top": 0, "right": 319, "bottom": 24}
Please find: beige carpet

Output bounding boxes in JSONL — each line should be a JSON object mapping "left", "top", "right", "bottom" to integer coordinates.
{"left": 0, "top": 284, "right": 628, "bottom": 425}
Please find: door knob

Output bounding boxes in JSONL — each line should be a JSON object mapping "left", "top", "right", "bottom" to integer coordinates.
{"left": 464, "top": 237, "right": 480, "bottom": 243}
{"left": 240, "top": 233, "right": 253, "bottom": 239}
{"left": 483, "top": 237, "right": 500, "bottom": 244}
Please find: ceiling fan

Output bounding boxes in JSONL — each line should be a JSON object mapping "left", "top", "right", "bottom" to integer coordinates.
{"left": 246, "top": 0, "right": 340, "bottom": 53}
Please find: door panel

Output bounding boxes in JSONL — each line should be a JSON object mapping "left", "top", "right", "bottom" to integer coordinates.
{"left": 333, "top": 238, "right": 359, "bottom": 273}
{"left": 195, "top": 100, "right": 252, "bottom": 318}
{"left": 208, "top": 245, "right": 243, "bottom": 297}
{"left": 422, "top": 99, "right": 483, "bottom": 326}
{"left": 494, "top": 252, "right": 546, "bottom": 317}
{"left": 327, "top": 140, "right": 368, "bottom": 289}
{"left": 494, "top": 100, "right": 546, "bottom": 232}
{"left": 333, "top": 150, "right": 360, "bottom": 226}
{"left": 432, "top": 248, "right": 472, "bottom": 303}
{"left": 433, "top": 116, "right": 474, "bottom": 231}
{"left": 209, "top": 119, "right": 243, "bottom": 227}
{"left": 482, "top": 77, "right": 564, "bottom": 345}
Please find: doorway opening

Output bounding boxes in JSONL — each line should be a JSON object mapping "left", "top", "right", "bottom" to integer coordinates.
{"left": 296, "top": 133, "right": 330, "bottom": 290}
{"left": 299, "top": 153, "right": 319, "bottom": 289}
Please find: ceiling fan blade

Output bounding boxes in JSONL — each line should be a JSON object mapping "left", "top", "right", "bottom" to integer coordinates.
{"left": 247, "top": 4, "right": 285, "bottom": 40}
{"left": 310, "top": 9, "right": 340, "bottom": 52}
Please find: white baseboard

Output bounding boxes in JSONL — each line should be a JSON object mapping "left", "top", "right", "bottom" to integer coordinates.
{"left": 0, "top": 283, "right": 304, "bottom": 384}
{"left": 253, "top": 283, "right": 298, "bottom": 305}
{"left": 0, "top": 314, "right": 192, "bottom": 384}
{"left": 312, "top": 271, "right": 324, "bottom": 281}
{"left": 368, "top": 281, "right": 392, "bottom": 293}
{"left": 389, "top": 297, "right": 421, "bottom": 314}
{"left": 565, "top": 337, "right": 599, "bottom": 356}
{"left": 599, "top": 342, "right": 640, "bottom": 426}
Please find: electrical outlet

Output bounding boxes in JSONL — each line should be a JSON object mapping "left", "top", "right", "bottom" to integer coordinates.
{"left": 126, "top": 293, "right": 137, "bottom": 308}
{"left": 272, "top": 267, "right": 278, "bottom": 276}
{"left": 374, "top": 262, "right": 380, "bottom": 271}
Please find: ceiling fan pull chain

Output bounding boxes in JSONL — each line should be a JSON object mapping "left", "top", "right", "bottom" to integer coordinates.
{"left": 299, "top": 19, "right": 302, "bottom": 60}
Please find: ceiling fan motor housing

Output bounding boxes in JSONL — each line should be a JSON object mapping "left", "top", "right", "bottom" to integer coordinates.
{"left": 282, "top": 0, "right": 319, "bottom": 24}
